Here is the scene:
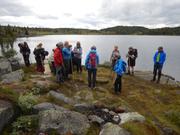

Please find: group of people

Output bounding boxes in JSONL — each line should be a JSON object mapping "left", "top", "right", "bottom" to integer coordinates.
{"left": 18, "top": 41, "right": 166, "bottom": 94}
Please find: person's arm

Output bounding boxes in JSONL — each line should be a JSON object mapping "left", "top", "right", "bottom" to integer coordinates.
{"left": 97, "top": 54, "right": 99, "bottom": 65}
{"left": 85, "top": 53, "right": 89, "bottom": 68}
{"left": 153, "top": 52, "right": 157, "bottom": 63}
{"left": 162, "top": 52, "right": 166, "bottom": 64}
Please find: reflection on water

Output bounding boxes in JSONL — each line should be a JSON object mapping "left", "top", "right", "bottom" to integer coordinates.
{"left": 10, "top": 35, "right": 180, "bottom": 81}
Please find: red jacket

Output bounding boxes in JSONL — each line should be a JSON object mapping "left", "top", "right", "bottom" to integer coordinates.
{"left": 54, "top": 47, "right": 63, "bottom": 67}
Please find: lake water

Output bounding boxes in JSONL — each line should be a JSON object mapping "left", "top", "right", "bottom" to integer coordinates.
{"left": 11, "top": 35, "right": 180, "bottom": 81}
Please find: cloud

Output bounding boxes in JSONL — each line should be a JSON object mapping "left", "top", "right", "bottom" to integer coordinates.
{"left": 36, "top": 14, "right": 58, "bottom": 20}
{"left": 99, "top": 0, "right": 180, "bottom": 28}
{"left": 0, "top": 0, "right": 33, "bottom": 17}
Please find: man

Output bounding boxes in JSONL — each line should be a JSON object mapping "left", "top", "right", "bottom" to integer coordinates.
{"left": 54, "top": 42, "right": 64, "bottom": 83}
{"left": 126, "top": 47, "right": 137, "bottom": 75}
{"left": 62, "top": 41, "right": 71, "bottom": 79}
{"left": 114, "top": 56, "right": 126, "bottom": 94}
{"left": 85, "top": 46, "right": 99, "bottom": 89}
{"left": 18, "top": 42, "right": 31, "bottom": 67}
{"left": 73, "top": 41, "right": 83, "bottom": 73}
{"left": 152, "top": 46, "right": 166, "bottom": 83}
{"left": 110, "top": 46, "right": 120, "bottom": 69}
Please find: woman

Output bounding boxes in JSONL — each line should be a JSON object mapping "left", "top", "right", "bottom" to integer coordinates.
{"left": 73, "top": 41, "right": 82, "bottom": 73}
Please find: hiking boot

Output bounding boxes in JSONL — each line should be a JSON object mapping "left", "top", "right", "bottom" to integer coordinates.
{"left": 156, "top": 80, "right": 160, "bottom": 84}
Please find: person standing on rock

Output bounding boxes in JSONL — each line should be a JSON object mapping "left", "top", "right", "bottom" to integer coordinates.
{"left": 85, "top": 46, "right": 99, "bottom": 89}
{"left": 110, "top": 46, "right": 120, "bottom": 69}
{"left": 18, "top": 42, "right": 31, "bottom": 67}
{"left": 48, "top": 49, "right": 56, "bottom": 75}
{"left": 126, "top": 47, "right": 138, "bottom": 75}
{"left": 73, "top": 41, "right": 83, "bottom": 73}
{"left": 62, "top": 41, "right": 71, "bottom": 79}
{"left": 113, "top": 55, "right": 126, "bottom": 94}
{"left": 33, "top": 43, "right": 48, "bottom": 73}
{"left": 54, "top": 42, "right": 64, "bottom": 83}
{"left": 151, "top": 46, "right": 166, "bottom": 83}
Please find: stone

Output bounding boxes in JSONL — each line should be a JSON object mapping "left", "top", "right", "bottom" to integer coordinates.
{"left": 0, "top": 58, "right": 12, "bottom": 76}
{"left": 99, "top": 123, "right": 131, "bottom": 135}
{"left": 49, "top": 91, "right": 76, "bottom": 105}
{"left": 96, "top": 77, "right": 109, "bottom": 84}
{"left": 1, "top": 69, "right": 24, "bottom": 84}
{"left": 118, "top": 112, "right": 145, "bottom": 124}
{"left": 33, "top": 102, "right": 68, "bottom": 113}
{"left": 39, "top": 110, "right": 90, "bottom": 135}
{"left": 112, "top": 115, "right": 121, "bottom": 124}
{"left": 74, "top": 90, "right": 94, "bottom": 101}
{"left": 114, "top": 106, "right": 127, "bottom": 113}
{"left": 0, "top": 100, "right": 14, "bottom": 133}
{"left": 74, "top": 103, "right": 94, "bottom": 113}
{"left": 8, "top": 57, "right": 21, "bottom": 71}
{"left": 88, "top": 115, "right": 105, "bottom": 125}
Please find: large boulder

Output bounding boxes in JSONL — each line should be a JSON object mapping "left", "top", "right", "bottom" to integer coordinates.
{"left": 99, "top": 123, "right": 131, "bottom": 135}
{"left": 118, "top": 112, "right": 145, "bottom": 124}
{"left": 74, "top": 103, "right": 94, "bottom": 113}
{"left": 1, "top": 69, "right": 24, "bottom": 84}
{"left": 39, "top": 110, "right": 90, "bottom": 135}
{"left": 33, "top": 102, "right": 68, "bottom": 113}
{"left": 49, "top": 91, "right": 76, "bottom": 105}
{"left": 0, "top": 58, "right": 12, "bottom": 76}
{"left": 0, "top": 100, "right": 14, "bottom": 133}
{"left": 8, "top": 57, "right": 21, "bottom": 71}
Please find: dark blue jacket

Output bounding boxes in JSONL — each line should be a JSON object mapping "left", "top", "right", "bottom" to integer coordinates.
{"left": 114, "top": 58, "right": 126, "bottom": 76}
{"left": 62, "top": 47, "right": 71, "bottom": 60}
{"left": 153, "top": 51, "right": 166, "bottom": 65}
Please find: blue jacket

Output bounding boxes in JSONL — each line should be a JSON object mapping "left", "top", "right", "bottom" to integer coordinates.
{"left": 85, "top": 50, "right": 99, "bottom": 69}
{"left": 114, "top": 58, "right": 127, "bottom": 76}
{"left": 153, "top": 51, "right": 166, "bottom": 65}
{"left": 62, "top": 47, "right": 71, "bottom": 60}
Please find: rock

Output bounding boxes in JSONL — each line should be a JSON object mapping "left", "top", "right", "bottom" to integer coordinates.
{"left": 74, "top": 103, "right": 94, "bottom": 113}
{"left": 114, "top": 106, "right": 128, "bottom": 113}
{"left": 118, "top": 112, "right": 145, "bottom": 124}
{"left": 102, "top": 108, "right": 109, "bottom": 113}
{"left": 0, "top": 100, "right": 14, "bottom": 133}
{"left": 109, "top": 111, "right": 117, "bottom": 116}
{"left": 1, "top": 69, "right": 24, "bottom": 84}
{"left": 96, "top": 77, "right": 109, "bottom": 84}
{"left": 8, "top": 57, "right": 21, "bottom": 71}
{"left": 33, "top": 102, "right": 68, "bottom": 113}
{"left": 39, "top": 110, "right": 90, "bottom": 135}
{"left": 0, "top": 58, "right": 12, "bottom": 76}
{"left": 112, "top": 115, "right": 121, "bottom": 124}
{"left": 49, "top": 91, "right": 76, "bottom": 105}
{"left": 88, "top": 115, "right": 105, "bottom": 125}
{"left": 99, "top": 123, "right": 131, "bottom": 135}
{"left": 74, "top": 90, "right": 94, "bottom": 101}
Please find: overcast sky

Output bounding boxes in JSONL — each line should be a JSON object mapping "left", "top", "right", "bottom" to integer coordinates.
{"left": 0, "top": 0, "right": 180, "bottom": 29}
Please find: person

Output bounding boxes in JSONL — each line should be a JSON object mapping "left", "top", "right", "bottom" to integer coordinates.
{"left": 62, "top": 41, "right": 71, "bottom": 79}
{"left": 113, "top": 56, "right": 126, "bottom": 94}
{"left": 126, "top": 47, "right": 137, "bottom": 75}
{"left": 73, "top": 41, "right": 83, "bottom": 73}
{"left": 110, "top": 46, "right": 120, "bottom": 69}
{"left": 18, "top": 42, "right": 31, "bottom": 67}
{"left": 152, "top": 46, "right": 166, "bottom": 83}
{"left": 54, "top": 42, "right": 64, "bottom": 83}
{"left": 48, "top": 49, "right": 56, "bottom": 75}
{"left": 85, "top": 46, "right": 99, "bottom": 89}
{"left": 33, "top": 43, "right": 48, "bottom": 73}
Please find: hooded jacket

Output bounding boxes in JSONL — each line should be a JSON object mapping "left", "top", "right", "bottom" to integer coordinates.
{"left": 153, "top": 51, "right": 166, "bottom": 65}
{"left": 54, "top": 47, "right": 63, "bottom": 67}
{"left": 114, "top": 58, "right": 127, "bottom": 76}
{"left": 85, "top": 49, "right": 99, "bottom": 69}
{"left": 62, "top": 47, "right": 71, "bottom": 60}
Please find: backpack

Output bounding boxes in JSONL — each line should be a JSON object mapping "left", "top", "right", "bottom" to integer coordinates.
{"left": 89, "top": 53, "right": 96, "bottom": 68}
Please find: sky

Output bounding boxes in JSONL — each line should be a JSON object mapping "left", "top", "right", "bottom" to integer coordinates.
{"left": 0, "top": 0, "right": 180, "bottom": 29}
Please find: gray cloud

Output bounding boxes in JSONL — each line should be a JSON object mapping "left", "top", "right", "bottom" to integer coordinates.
{"left": 99, "top": 0, "right": 180, "bottom": 27}
{"left": 0, "top": 0, "right": 33, "bottom": 17}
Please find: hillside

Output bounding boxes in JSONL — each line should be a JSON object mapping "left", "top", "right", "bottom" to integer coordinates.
{"left": 0, "top": 62, "right": 179, "bottom": 135}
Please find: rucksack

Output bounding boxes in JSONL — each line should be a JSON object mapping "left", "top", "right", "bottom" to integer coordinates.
{"left": 89, "top": 53, "right": 96, "bottom": 68}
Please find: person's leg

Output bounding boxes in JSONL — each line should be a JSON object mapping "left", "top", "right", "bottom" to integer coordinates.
{"left": 118, "top": 75, "right": 122, "bottom": 93}
{"left": 88, "top": 69, "right": 92, "bottom": 88}
{"left": 79, "top": 59, "right": 82, "bottom": 73}
{"left": 63, "top": 60, "right": 68, "bottom": 79}
{"left": 152, "top": 64, "right": 158, "bottom": 81}
{"left": 27, "top": 55, "right": 30, "bottom": 66}
{"left": 56, "top": 66, "right": 60, "bottom": 82}
{"left": 114, "top": 75, "right": 119, "bottom": 94}
{"left": 132, "top": 66, "right": 134, "bottom": 75}
{"left": 127, "top": 59, "right": 131, "bottom": 74}
{"left": 92, "top": 69, "right": 97, "bottom": 88}
{"left": 157, "top": 64, "right": 162, "bottom": 83}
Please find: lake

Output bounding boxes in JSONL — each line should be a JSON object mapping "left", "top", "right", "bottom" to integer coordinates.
{"left": 11, "top": 35, "right": 180, "bottom": 81}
